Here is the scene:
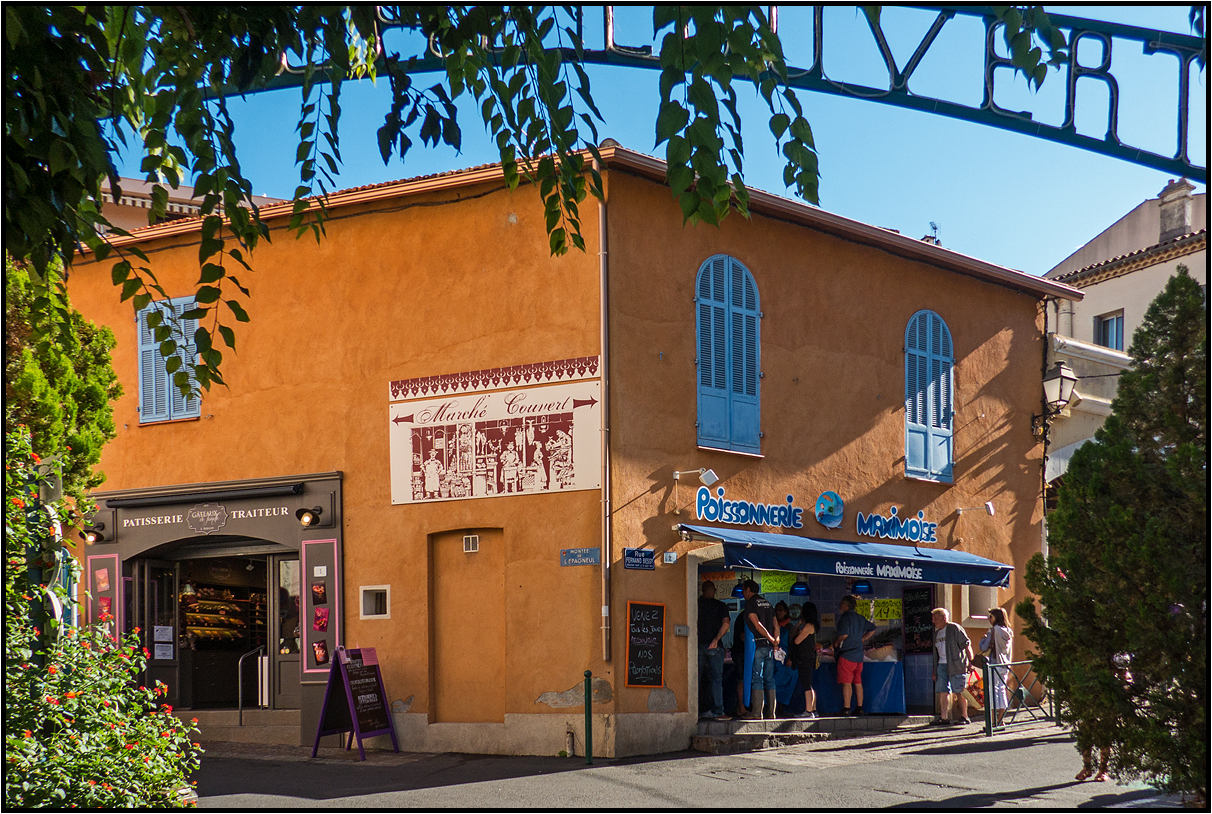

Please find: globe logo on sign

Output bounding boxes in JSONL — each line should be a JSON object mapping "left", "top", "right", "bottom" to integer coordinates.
{"left": 815, "top": 491, "right": 844, "bottom": 529}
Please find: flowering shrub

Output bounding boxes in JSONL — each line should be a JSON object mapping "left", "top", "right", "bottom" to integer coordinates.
{"left": 4, "top": 426, "right": 202, "bottom": 807}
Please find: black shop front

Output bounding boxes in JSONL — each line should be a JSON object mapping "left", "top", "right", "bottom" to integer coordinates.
{"left": 82, "top": 473, "right": 341, "bottom": 744}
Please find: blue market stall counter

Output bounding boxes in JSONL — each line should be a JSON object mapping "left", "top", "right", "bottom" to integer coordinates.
{"left": 812, "top": 660, "right": 906, "bottom": 715}
{"left": 720, "top": 658, "right": 905, "bottom": 717}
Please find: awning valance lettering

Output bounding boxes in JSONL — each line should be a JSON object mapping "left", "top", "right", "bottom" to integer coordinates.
{"left": 677, "top": 524, "right": 1012, "bottom": 588}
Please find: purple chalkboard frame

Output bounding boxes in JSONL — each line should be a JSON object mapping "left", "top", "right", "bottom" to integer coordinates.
{"left": 311, "top": 645, "right": 399, "bottom": 760}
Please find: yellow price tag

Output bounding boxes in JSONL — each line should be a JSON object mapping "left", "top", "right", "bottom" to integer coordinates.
{"left": 760, "top": 571, "right": 797, "bottom": 594}
{"left": 873, "top": 599, "right": 903, "bottom": 621}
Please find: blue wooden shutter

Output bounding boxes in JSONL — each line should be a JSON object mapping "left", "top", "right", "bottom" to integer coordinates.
{"left": 905, "top": 310, "right": 953, "bottom": 481}
{"left": 728, "top": 260, "right": 761, "bottom": 453}
{"left": 138, "top": 305, "right": 169, "bottom": 422}
{"left": 168, "top": 299, "right": 201, "bottom": 419}
{"left": 697, "top": 258, "right": 729, "bottom": 445}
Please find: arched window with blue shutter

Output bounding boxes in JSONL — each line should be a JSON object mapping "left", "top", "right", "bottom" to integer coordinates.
{"left": 137, "top": 297, "right": 201, "bottom": 423}
{"left": 696, "top": 256, "right": 760, "bottom": 454}
{"left": 904, "top": 310, "right": 953, "bottom": 482}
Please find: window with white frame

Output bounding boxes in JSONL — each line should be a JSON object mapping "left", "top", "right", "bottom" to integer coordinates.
{"left": 360, "top": 586, "right": 391, "bottom": 619}
{"left": 1093, "top": 310, "right": 1124, "bottom": 351}
{"left": 960, "top": 584, "right": 998, "bottom": 628}
{"left": 904, "top": 310, "right": 954, "bottom": 482}
{"left": 695, "top": 255, "right": 761, "bottom": 454}
{"left": 137, "top": 297, "right": 200, "bottom": 423}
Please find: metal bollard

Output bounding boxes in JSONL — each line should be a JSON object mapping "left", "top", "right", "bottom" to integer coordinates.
{"left": 584, "top": 670, "right": 593, "bottom": 765}
{"left": 983, "top": 660, "right": 993, "bottom": 736}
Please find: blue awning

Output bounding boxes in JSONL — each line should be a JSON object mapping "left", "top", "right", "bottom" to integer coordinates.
{"left": 677, "top": 524, "right": 1012, "bottom": 588}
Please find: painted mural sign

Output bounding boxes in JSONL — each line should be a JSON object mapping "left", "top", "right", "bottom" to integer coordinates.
{"left": 389, "top": 380, "right": 601, "bottom": 505}
{"left": 695, "top": 487, "right": 804, "bottom": 529}
{"left": 855, "top": 506, "right": 939, "bottom": 544}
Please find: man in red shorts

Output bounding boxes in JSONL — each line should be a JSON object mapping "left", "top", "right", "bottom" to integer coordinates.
{"left": 833, "top": 594, "right": 876, "bottom": 715}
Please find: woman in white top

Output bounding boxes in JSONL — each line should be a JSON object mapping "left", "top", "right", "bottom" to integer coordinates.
{"left": 980, "top": 607, "right": 1014, "bottom": 725}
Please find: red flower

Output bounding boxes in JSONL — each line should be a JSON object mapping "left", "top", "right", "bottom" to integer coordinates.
{"left": 124, "top": 744, "right": 135, "bottom": 750}
{"left": 161, "top": 704, "right": 172, "bottom": 712}
{"left": 22, "top": 730, "right": 31, "bottom": 738}
{"left": 45, "top": 696, "right": 60, "bottom": 705}
{"left": 161, "top": 731, "right": 172, "bottom": 738}
{"left": 190, "top": 718, "right": 198, "bottom": 724}
{"left": 65, "top": 692, "right": 78, "bottom": 699}
{"left": 142, "top": 648, "right": 150, "bottom": 658}
{"left": 12, "top": 498, "right": 24, "bottom": 509}
{"left": 88, "top": 780, "right": 96, "bottom": 786}
{"left": 31, "top": 453, "right": 40, "bottom": 463}
{"left": 48, "top": 665, "right": 58, "bottom": 675}
{"left": 102, "top": 700, "right": 111, "bottom": 707}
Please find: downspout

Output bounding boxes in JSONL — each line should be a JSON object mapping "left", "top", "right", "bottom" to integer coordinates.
{"left": 1040, "top": 296, "right": 1053, "bottom": 560}
{"left": 596, "top": 158, "right": 613, "bottom": 662}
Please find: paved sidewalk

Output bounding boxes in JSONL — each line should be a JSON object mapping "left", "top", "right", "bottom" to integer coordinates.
{"left": 194, "top": 721, "right": 1185, "bottom": 808}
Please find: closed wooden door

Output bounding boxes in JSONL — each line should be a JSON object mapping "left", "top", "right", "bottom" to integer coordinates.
{"left": 431, "top": 529, "right": 504, "bottom": 722}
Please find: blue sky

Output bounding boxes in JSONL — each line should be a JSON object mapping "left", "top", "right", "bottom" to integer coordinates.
{"left": 118, "top": 5, "right": 1206, "bottom": 275}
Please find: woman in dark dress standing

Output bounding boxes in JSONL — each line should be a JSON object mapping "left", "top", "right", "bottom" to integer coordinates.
{"left": 792, "top": 602, "right": 819, "bottom": 718}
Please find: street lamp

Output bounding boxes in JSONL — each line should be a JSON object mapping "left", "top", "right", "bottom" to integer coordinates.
{"left": 1032, "top": 361, "right": 1079, "bottom": 440}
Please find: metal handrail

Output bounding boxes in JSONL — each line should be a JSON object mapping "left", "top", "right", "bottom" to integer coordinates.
{"left": 237, "top": 645, "right": 265, "bottom": 726}
{"left": 983, "top": 658, "right": 1054, "bottom": 736}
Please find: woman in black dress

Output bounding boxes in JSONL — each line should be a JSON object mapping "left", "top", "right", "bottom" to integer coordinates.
{"left": 792, "top": 602, "right": 819, "bottom": 718}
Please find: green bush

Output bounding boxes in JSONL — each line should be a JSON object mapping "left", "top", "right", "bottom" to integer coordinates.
{"left": 4, "top": 425, "right": 203, "bottom": 807}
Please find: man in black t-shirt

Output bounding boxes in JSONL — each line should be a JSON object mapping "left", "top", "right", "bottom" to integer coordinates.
{"left": 697, "top": 581, "right": 731, "bottom": 720}
{"left": 741, "top": 579, "right": 781, "bottom": 720}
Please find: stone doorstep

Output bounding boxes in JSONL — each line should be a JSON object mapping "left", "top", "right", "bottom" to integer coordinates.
{"left": 179, "top": 709, "right": 303, "bottom": 746}
{"left": 691, "top": 731, "right": 830, "bottom": 755}
{"left": 697, "top": 714, "right": 933, "bottom": 737}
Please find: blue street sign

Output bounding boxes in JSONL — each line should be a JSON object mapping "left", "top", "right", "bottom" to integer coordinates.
{"left": 560, "top": 547, "right": 601, "bottom": 566}
{"left": 623, "top": 548, "right": 656, "bottom": 570}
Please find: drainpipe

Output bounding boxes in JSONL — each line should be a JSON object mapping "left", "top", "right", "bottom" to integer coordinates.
{"left": 596, "top": 157, "right": 613, "bottom": 662}
{"left": 1040, "top": 297, "right": 1052, "bottom": 560}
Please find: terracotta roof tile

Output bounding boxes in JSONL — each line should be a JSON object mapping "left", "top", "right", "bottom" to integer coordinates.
{"left": 1056, "top": 228, "right": 1207, "bottom": 281}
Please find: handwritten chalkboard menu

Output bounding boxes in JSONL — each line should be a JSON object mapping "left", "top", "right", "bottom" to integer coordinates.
{"left": 346, "top": 653, "right": 391, "bottom": 734}
{"left": 311, "top": 646, "right": 398, "bottom": 760}
{"left": 902, "top": 586, "right": 935, "bottom": 655}
{"left": 625, "top": 601, "right": 665, "bottom": 688}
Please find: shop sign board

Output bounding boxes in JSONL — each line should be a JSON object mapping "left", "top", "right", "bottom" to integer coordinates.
{"left": 695, "top": 487, "right": 804, "bottom": 529}
{"left": 622, "top": 548, "right": 655, "bottom": 570}
{"left": 389, "top": 380, "right": 602, "bottom": 504}
{"left": 814, "top": 491, "right": 844, "bottom": 528}
{"left": 312, "top": 646, "right": 399, "bottom": 761}
{"left": 560, "top": 547, "right": 600, "bottom": 566}
{"left": 186, "top": 502, "right": 228, "bottom": 534}
{"left": 625, "top": 602, "right": 665, "bottom": 687}
{"left": 855, "top": 506, "right": 939, "bottom": 545}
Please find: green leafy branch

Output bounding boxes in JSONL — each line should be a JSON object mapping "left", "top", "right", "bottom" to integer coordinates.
{"left": 654, "top": 6, "right": 819, "bottom": 223}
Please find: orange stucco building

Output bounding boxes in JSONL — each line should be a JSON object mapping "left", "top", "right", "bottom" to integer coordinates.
{"left": 69, "top": 144, "right": 1080, "bottom": 757}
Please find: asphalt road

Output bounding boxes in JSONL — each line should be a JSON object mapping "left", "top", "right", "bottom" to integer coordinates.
{"left": 195, "top": 721, "right": 1181, "bottom": 808}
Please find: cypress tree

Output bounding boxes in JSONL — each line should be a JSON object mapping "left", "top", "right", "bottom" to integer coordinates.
{"left": 1018, "top": 265, "right": 1207, "bottom": 802}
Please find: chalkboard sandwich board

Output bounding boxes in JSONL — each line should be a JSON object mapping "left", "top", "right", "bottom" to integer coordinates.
{"left": 311, "top": 646, "right": 399, "bottom": 760}
{"left": 625, "top": 601, "right": 665, "bottom": 688}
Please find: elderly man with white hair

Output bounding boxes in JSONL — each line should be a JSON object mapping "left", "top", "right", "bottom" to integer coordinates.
{"left": 930, "top": 607, "right": 974, "bottom": 726}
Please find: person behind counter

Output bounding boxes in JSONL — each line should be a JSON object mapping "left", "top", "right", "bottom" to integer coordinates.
{"left": 697, "top": 580, "right": 732, "bottom": 721}
{"left": 774, "top": 601, "right": 792, "bottom": 646}
{"left": 833, "top": 594, "right": 877, "bottom": 716}
{"left": 792, "top": 601, "right": 819, "bottom": 719}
